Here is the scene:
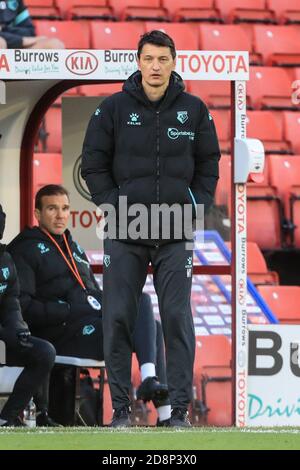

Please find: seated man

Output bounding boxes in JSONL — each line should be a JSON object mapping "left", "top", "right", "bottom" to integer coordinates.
{"left": 9, "top": 185, "right": 170, "bottom": 427}
{"left": 0, "top": 204, "right": 56, "bottom": 427}
{"left": 0, "top": 0, "right": 64, "bottom": 49}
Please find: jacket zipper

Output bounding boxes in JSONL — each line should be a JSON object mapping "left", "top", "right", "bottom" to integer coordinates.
{"left": 155, "top": 110, "right": 160, "bottom": 248}
{"left": 156, "top": 111, "right": 160, "bottom": 204}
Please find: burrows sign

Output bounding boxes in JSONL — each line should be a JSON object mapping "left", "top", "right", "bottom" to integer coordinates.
{"left": 0, "top": 49, "right": 249, "bottom": 81}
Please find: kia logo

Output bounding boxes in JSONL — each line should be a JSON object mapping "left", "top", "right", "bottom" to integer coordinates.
{"left": 237, "top": 83, "right": 245, "bottom": 111}
{"left": 66, "top": 51, "right": 98, "bottom": 76}
{"left": 238, "top": 278, "right": 246, "bottom": 305}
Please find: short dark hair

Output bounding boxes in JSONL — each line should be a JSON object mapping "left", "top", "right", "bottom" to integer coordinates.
{"left": 35, "top": 185, "right": 69, "bottom": 210}
{"left": 137, "top": 30, "right": 176, "bottom": 60}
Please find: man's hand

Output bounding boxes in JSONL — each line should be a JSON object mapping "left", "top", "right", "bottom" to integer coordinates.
{"left": 0, "top": 326, "right": 32, "bottom": 349}
{"left": 17, "top": 330, "right": 32, "bottom": 348}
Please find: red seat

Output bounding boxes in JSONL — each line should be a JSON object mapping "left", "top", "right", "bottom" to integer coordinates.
{"left": 247, "top": 242, "right": 279, "bottom": 285}
{"left": 227, "top": 241, "right": 279, "bottom": 284}
{"left": 215, "top": 0, "right": 275, "bottom": 23}
{"left": 194, "top": 336, "right": 232, "bottom": 426}
{"left": 110, "top": 0, "right": 168, "bottom": 21}
{"left": 43, "top": 106, "right": 62, "bottom": 153}
{"left": 90, "top": 21, "right": 145, "bottom": 49}
{"left": 161, "top": 0, "right": 220, "bottom": 23}
{"left": 215, "top": 154, "right": 231, "bottom": 206}
{"left": 267, "top": 0, "right": 300, "bottom": 25}
{"left": 269, "top": 154, "right": 300, "bottom": 247}
{"left": 34, "top": 20, "right": 90, "bottom": 48}
{"left": 269, "top": 154, "right": 300, "bottom": 209}
{"left": 198, "top": 24, "right": 250, "bottom": 51}
{"left": 32, "top": 153, "right": 62, "bottom": 224}
{"left": 144, "top": 22, "right": 199, "bottom": 50}
{"left": 257, "top": 286, "right": 300, "bottom": 323}
{"left": 78, "top": 83, "right": 123, "bottom": 97}
{"left": 247, "top": 66, "right": 296, "bottom": 110}
{"left": 291, "top": 189, "right": 300, "bottom": 247}
{"left": 289, "top": 68, "right": 300, "bottom": 105}
{"left": 198, "top": 24, "right": 261, "bottom": 65}
{"left": 253, "top": 25, "right": 300, "bottom": 66}
{"left": 189, "top": 81, "right": 230, "bottom": 109}
{"left": 246, "top": 111, "right": 290, "bottom": 154}
{"left": 195, "top": 335, "right": 231, "bottom": 370}
{"left": 61, "top": 0, "right": 115, "bottom": 20}
{"left": 26, "top": 0, "right": 61, "bottom": 19}
{"left": 283, "top": 112, "right": 300, "bottom": 154}
{"left": 210, "top": 110, "right": 230, "bottom": 154}
{"left": 33, "top": 152, "right": 62, "bottom": 189}
{"left": 290, "top": 67, "right": 300, "bottom": 80}
{"left": 247, "top": 185, "right": 282, "bottom": 249}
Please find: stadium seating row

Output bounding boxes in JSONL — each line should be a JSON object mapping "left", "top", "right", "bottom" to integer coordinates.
{"left": 257, "top": 285, "right": 300, "bottom": 324}
{"left": 26, "top": 0, "right": 300, "bottom": 25}
{"left": 218, "top": 154, "right": 300, "bottom": 249}
{"left": 212, "top": 110, "right": 300, "bottom": 155}
{"left": 31, "top": 19, "right": 300, "bottom": 67}
{"left": 192, "top": 67, "right": 300, "bottom": 111}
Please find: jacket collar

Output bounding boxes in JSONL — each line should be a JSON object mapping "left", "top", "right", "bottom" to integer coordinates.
{"left": 123, "top": 70, "right": 185, "bottom": 110}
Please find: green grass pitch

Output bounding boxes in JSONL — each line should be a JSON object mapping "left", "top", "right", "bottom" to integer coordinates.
{"left": 1, "top": 427, "right": 300, "bottom": 450}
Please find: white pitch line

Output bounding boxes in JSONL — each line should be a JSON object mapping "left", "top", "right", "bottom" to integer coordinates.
{"left": 1, "top": 428, "right": 300, "bottom": 435}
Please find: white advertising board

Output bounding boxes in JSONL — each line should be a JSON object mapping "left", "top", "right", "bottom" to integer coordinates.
{"left": 248, "top": 325, "right": 300, "bottom": 426}
{"left": 0, "top": 49, "right": 249, "bottom": 81}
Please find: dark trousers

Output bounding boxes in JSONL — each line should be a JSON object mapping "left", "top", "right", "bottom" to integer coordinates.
{"left": 1, "top": 337, "right": 56, "bottom": 421}
{"left": 103, "top": 240, "right": 195, "bottom": 410}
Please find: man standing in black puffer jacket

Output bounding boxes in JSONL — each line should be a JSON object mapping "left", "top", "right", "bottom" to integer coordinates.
{"left": 81, "top": 30, "right": 221, "bottom": 427}
{"left": 0, "top": 204, "right": 56, "bottom": 427}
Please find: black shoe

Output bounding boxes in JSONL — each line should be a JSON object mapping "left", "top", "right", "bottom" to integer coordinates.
{"left": 111, "top": 406, "right": 131, "bottom": 428}
{"left": 137, "top": 377, "right": 169, "bottom": 403}
{"left": 170, "top": 408, "right": 191, "bottom": 428}
{"left": 0, "top": 416, "right": 26, "bottom": 427}
{"left": 36, "top": 411, "right": 61, "bottom": 427}
{"left": 156, "top": 418, "right": 171, "bottom": 427}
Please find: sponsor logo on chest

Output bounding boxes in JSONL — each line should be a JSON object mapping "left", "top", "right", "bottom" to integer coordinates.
{"left": 127, "top": 113, "right": 141, "bottom": 126}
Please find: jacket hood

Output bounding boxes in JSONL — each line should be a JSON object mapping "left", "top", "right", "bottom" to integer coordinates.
{"left": 8, "top": 226, "right": 73, "bottom": 251}
{"left": 123, "top": 70, "right": 185, "bottom": 109}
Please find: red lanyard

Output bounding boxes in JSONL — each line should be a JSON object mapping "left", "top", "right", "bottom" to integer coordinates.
{"left": 42, "top": 229, "right": 86, "bottom": 291}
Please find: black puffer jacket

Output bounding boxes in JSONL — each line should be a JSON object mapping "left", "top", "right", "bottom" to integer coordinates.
{"left": 81, "top": 70, "right": 221, "bottom": 244}
{"left": 0, "top": 244, "right": 28, "bottom": 333}
{"left": 8, "top": 227, "right": 102, "bottom": 345}
{"left": 0, "top": 0, "right": 35, "bottom": 48}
